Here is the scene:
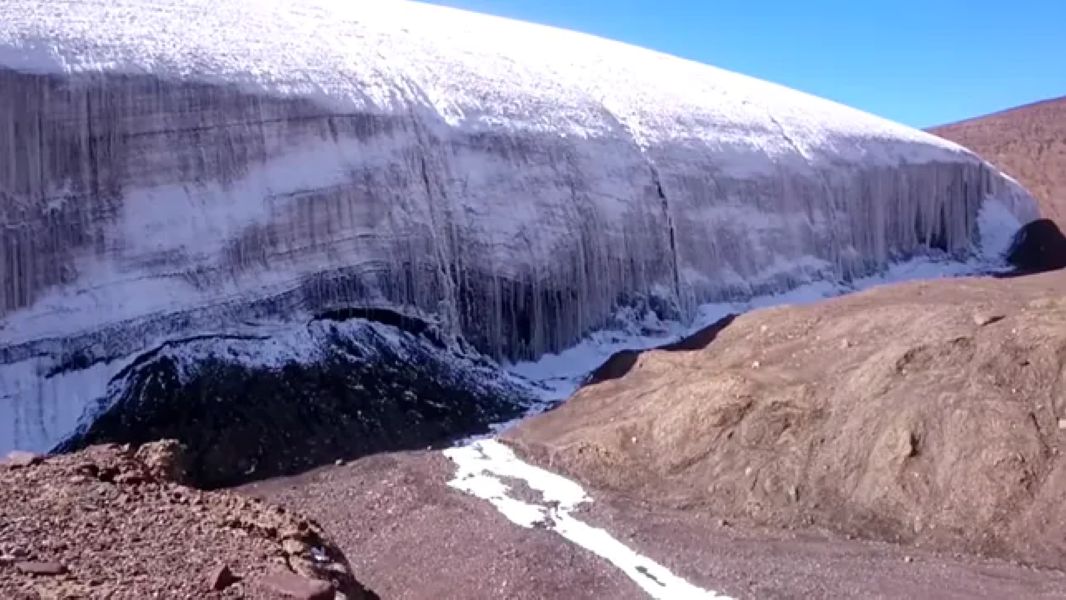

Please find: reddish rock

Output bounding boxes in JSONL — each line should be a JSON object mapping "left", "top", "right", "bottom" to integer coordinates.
{"left": 135, "top": 440, "right": 191, "bottom": 485}
{"left": 0, "top": 441, "right": 371, "bottom": 599}
{"left": 206, "top": 563, "right": 239, "bottom": 591}
{"left": 258, "top": 570, "right": 334, "bottom": 600}
{"left": 15, "top": 561, "right": 68, "bottom": 576}
{"left": 3, "top": 451, "right": 41, "bottom": 468}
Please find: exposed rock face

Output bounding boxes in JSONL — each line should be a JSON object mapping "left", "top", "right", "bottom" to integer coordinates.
{"left": 507, "top": 270, "right": 1066, "bottom": 570}
{"left": 0, "top": 0, "right": 1038, "bottom": 453}
{"left": 0, "top": 441, "right": 375, "bottom": 599}
{"left": 1006, "top": 218, "right": 1066, "bottom": 274}
{"left": 54, "top": 316, "right": 531, "bottom": 487}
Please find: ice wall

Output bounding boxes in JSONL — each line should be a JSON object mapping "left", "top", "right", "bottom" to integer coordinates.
{"left": 0, "top": 0, "right": 1040, "bottom": 452}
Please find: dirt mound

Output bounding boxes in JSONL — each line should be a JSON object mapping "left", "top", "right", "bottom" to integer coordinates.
{"left": 931, "top": 96, "right": 1066, "bottom": 229}
{"left": 507, "top": 270, "right": 1066, "bottom": 569}
{"left": 586, "top": 314, "right": 737, "bottom": 385}
{"left": 0, "top": 442, "right": 374, "bottom": 599}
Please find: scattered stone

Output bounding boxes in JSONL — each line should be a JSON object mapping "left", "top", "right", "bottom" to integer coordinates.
{"left": 258, "top": 570, "right": 334, "bottom": 600}
{"left": 904, "top": 556, "right": 914, "bottom": 564}
{"left": 135, "top": 439, "right": 191, "bottom": 485}
{"left": 751, "top": 360, "right": 761, "bottom": 369}
{"left": 973, "top": 312, "right": 1005, "bottom": 327}
{"left": 113, "top": 470, "right": 147, "bottom": 485}
{"left": 15, "top": 561, "right": 68, "bottom": 576}
{"left": 282, "top": 538, "right": 310, "bottom": 555}
{"left": 1058, "top": 419, "right": 1066, "bottom": 431}
{"left": 334, "top": 459, "right": 345, "bottom": 466}
{"left": 0, "top": 442, "right": 372, "bottom": 599}
{"left": 718, "top": 519, "right": 730, "bottom": 528}
{"left": 840, "top": 338, "right": 852, "bottom": 349}
{"left": 206, "top": 564, "right": 239, "bottom": 591}
{"left": 4, "top": 451, "right": 42, "bottom": 468}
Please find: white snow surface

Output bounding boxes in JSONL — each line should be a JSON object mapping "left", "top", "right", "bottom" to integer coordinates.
{"left": 0, "top": 0, "right": 996, "bottom": 158}
{"left": 445, "top": 439, "right": 728, "bottom": 599}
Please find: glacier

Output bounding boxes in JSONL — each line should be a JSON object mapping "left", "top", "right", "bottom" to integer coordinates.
{"left": 0, "top": 0, "right": 1040, "bottom": 455}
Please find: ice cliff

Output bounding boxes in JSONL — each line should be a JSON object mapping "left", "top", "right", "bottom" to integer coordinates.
{"left": 0, "top": 0, "right": 1040, "bottom": 453}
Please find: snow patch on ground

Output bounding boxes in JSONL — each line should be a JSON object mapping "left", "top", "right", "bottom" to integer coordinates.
{"left": 445, "top": 439, "right": 728, "bottom": 599}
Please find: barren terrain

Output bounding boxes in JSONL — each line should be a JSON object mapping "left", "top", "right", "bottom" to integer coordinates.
{"left": 932, "top": 97, "right": 1066, "bottom": 228}
{"left": 0, "top": 443, "right": 373, "bottom": 599}
{"left": 508, "top": 270, "right": 1066, "bottom": 571}
{"left": 244, "top": 446, "right": 1066, "bottom": 599}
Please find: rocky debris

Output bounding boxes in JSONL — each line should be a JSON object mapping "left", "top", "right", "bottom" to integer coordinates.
{"left": 134, "top": 439, "right": 191, "bottom": 486}
{"left": 0, "top": 441, "right": 374, "bottom": 599}
{"left": 972, "top": 311, "right": 1005, "bottom": 327}
{"left": 14, "top": 562, "right": 67, "bottom": 576}
{"left": 207, "top": 564, "right": 239, "bottom": 592}
{"left": 2, "top": 451, "right": 41, "bottom": 468}
{"left": 54, "top": 325, "right": 530, "bottom": 488}
{"left": 507, "top": 271, "right": 1066, "bottom": 570}
{"left": 257, "top": 570, "right": 334, "bottom": 600}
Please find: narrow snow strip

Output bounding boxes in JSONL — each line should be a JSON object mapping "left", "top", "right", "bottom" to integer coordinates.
{"left": 444, "top": 440, "right": 729, "bottom": 600}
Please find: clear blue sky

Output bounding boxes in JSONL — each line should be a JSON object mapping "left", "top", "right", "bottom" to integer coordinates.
{"left": 423, "top": 0, "right": 1065, "bottom": 128}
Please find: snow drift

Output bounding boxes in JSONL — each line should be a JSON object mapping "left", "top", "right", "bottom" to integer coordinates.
{"left": 0, "top": 0, "right": 1039, "bottom": 453}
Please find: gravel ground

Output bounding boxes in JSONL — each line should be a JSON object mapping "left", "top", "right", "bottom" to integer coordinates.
{"left": 0, "top": 442, "right": 371, "bottom": 599}
{"left": 241, "top": 448, "right": 1066, "bottom": 599}
{"left": 240, "top": 450, "right": 644, "bottom": 600}
{"left": 575, "top": 494, "right": 1066, "bottom": 599}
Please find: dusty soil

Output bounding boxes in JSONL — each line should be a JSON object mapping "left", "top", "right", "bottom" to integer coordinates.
{"left": 240, "top": 451, "right": 644, "bottom": 600}
{"left": 931, "top": 96, "right": 1066, "bottom": 229}
{"left": 0, "top": 442, "right": 372, "bottom": 599}
{"left": 508, "top": 270, "right": 1066, "bottom": 570}
{"left": 575, "top": 493, "right": 1066, "bottom": 599}
{"left": 243, "top": 449, "right": 1066, "bottom": 599}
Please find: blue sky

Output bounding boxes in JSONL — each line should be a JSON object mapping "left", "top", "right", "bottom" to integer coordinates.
{"left": 422, "top": 0, "right": 1065, "bottom": 128}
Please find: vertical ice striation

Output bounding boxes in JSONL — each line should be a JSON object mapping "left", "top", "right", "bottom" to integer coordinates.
{"left": 0, "top": 0, "right": 1040, "bottom": 452}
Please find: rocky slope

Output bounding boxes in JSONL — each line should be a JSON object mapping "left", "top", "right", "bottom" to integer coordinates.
{"left": 507, "top": 269, "right": 1066, "bottom": 570}
{"left": 932, "top": 97, "right": 1066, "bottom": 230}
{"left": 53, "top": 316, "right": 532, "bottom": 488}
{"left": 0, "top": 441, "right": 375, "bottom": 599}
{"left": 0, "top": 0, "right": 1037, "bottom": 455}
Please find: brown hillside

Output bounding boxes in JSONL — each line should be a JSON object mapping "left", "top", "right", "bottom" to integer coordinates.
{"left": 507, "top": 270, "right": 1066, "bottom": 570}
{"left": 931, "top": 97, "right": 1066, "bottom": 229}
